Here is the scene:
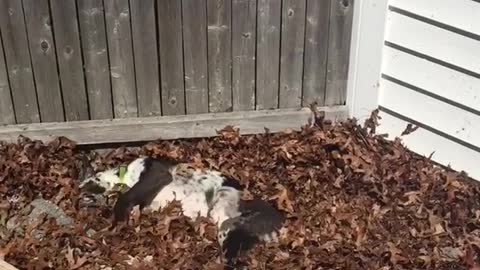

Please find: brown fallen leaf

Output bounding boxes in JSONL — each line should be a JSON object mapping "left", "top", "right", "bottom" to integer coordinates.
{"left": 417, "top": 255, "right": 432, "bottom": 268}
{"left": 401, "top": 123, "right": 419, "bottom": 136}
{"left": 65, "top": 247, "right": 87, "bottom": 270}
{"left": 387, "top": 242, "right": 409, "bottom": 264}
{"left": 270, "top": 184, "right": 294, "bottom": 214}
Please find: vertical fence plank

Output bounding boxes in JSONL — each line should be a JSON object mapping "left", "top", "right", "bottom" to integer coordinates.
{"left": 77, "top": 0, "right": 113, "bottom": 120}
{"left": 0, "top": 32, "right": 15, "bottom": 124}
{"left": 325, "top": 0, "right": 354, "bottom": 106}
{"left": 0, "top": 0, "right": 39, "bottom": 124}
{"left": 130, "top": 0, "right": 161, "bottom": 117}
{"left": 182, "top": 0, "right": 209, "bottom": 114}
{"left": 23, "top": 0, "right": 64, "bottom": 123}
{"left": 279, "top": 0, "right": 306, "bottom": 109}
{"left": 104, "top": 0, "right": 138, "bottom": 118}
{"left": 232, "top": 0, "right": 256, "bottom": 111}
{"left": 302, "top": 0, "right": 330, "bottom": 107}
{"left": 256, "top": 0, "right": 281, "bottom": 110}
{"left": 50, "top": 0, "right": 89, "bottom": 121}
{"left": 157, "top": 0, "right": 185, "bottom": 115}
{"left": 207, "top": 0, "right": 232, "bottom": 113}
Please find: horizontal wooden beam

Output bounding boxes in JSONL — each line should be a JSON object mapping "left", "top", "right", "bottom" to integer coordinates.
{"left": 0, "top": 106, "right": 348, "bottom": 145}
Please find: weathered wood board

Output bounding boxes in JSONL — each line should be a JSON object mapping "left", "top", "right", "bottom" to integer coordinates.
{"left": 104, "top": 0, "right": 138, "bottom": 118}
{"left": 256, "top": 0, "right": 281, "bottom": 110}
{"left": 157, "top": 0, "right": 186, "bottom": 115}
{"left": 23, "top": 0, "right": 65, "bottom": 122}
{"left": 77, "top": 0, "right": 114, "bottom": 120}
{"left": 279, "top": 0, "right": 306, "bottom": 108}
{"left": 207, "top": 0, "right": 233, "bottom": 113}
{"left": 50, "top": 0, "right": 90, "bottom": 121}
{"left": 302, "top": 0, "right": 331, "bottom": 106}
{"left": 183, "top": 0, "right": 209, "bottom": 114}
{"left": 0, "top": 106, "right": 349, "bottom": 145}
{"left": 325, "top": 0, "right": 354, "bottom": 106}
{"left": 0, "top": 0, "right": 40, "bottom": 123}
{"left": 130, "top": 0, "right": 162, "bottom": 117}
{"left": 232, "top": 0, "right": 256, "bottom": 111}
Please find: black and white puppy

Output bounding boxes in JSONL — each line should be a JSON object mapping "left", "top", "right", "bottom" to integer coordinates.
{"left": 79, "top": 156, "right": 243, "bottom": 224}
{"left": 208, "top": 186, "right": 285, "bottom": 267}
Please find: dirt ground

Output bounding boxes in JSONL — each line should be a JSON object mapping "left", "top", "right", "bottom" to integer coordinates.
{"left": 0, "top": 112, "right": 479, "bottom": 270}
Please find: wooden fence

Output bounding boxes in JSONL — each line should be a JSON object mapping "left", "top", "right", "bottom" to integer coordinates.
{"left": 0, "top": 0, "right": 353, "bottom": 125}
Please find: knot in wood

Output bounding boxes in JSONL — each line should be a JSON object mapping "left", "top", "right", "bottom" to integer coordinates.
{"left": 288, "top": 8, "right": 294, "bottom": 17}
{"left": 64, "top": 46, "right": 73, "bottom": 55}
{"left": 41, "top": 40, "right": 49, "bottom": 52}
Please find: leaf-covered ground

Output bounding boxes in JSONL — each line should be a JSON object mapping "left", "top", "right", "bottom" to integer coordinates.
{"left": 0, "top": 115, "right": 479, "bottom": 270}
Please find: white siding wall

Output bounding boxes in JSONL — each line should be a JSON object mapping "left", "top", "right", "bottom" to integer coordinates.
{"left": 377, "top": 0, "right": 480, "bottom": 180}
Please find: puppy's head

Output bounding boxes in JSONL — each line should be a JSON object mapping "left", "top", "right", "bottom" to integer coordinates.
{"left": 79, "top": 168, "right": 120, "bottom": 194}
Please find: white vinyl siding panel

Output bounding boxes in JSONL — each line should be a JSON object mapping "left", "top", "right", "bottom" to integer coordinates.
{"left": 385, "top": 11, "right": 480, "bottom": 74}
{"left": 381, "top": 46, "right": 480, "bottom": 112}
{"left": 379, "top": 78, "right": 480, "bottom": 147}
{"left": 389, "top": 0, "right": 480, "bottom": 36}
{"left": 377, "top": 1, "right": 480, "bottom": 181}
{"left": 377, "top": 112, "right": 480, "bottom": 180}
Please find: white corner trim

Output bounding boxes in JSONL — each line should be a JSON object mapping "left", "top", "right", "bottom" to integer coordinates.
{"left": 346, "top": 0, "right": 389, "bottom": 124}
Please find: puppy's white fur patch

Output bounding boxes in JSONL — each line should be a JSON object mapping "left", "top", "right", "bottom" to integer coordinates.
{"left": 146, "top": 181, "right": 209, "bottom": 219}
{"left": 208, "top": 186, "right": 242, "bottom": 226}
{"left": 148, "top": 166, "right": 227, "bottom": 219}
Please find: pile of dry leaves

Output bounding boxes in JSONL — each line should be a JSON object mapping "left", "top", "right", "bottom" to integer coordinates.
{"left": 0, "top": 113, "right": 479, "bottom": 270}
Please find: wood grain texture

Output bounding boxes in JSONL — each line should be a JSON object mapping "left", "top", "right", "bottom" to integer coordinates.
{"left": 207, "top": 0, "right": 232, "bottom": 113}
{"left": 0, "top": 30, "right": 15, "bottom": 125}
{"left": 325, "top": 0, "right": 354, "bottom": 106}
{"left": 0, "top": 106, "right": 349, "bottom": 145}
{"left": 23, "top": 0, "right": 64, "bottom": 123}
{"left": 157, "top": 0, "right": 186, "bottom": 115}
{"left": 279, "top": 0, "right": 306, "bottom": 109}
{"left": 0, "top": 0, "right": 40, "bottom": 124}
{"left": 130, "top": 0, "right": 161, "bottom": 117}
{"left": 50, "top": 0, "right": 89, "bottom": 121}
{"left": 256, "top": 0, "right": 281, "bottom": 110}
{"left": 232, "top": 0, "right": 256, "bottom": 111}
{"left": 182, "top": 0, "right": 209, "bottom": 114}
{"left": 302, "top": 0, "right": 330, "bottom": 106}
{"left": 104, "top": 0, "right": 138, "bottom": 118}
{"left": 77, "top": 0, "right": 113, "bottom": 120}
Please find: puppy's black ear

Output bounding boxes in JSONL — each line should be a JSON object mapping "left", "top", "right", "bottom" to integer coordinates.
{"left": 80, "top": 180, "right": 106, "bottom": 194}
{"left": 222, "top": 176, "right": 244, "bottom": 191}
